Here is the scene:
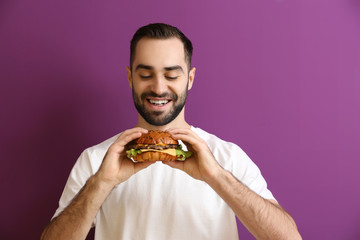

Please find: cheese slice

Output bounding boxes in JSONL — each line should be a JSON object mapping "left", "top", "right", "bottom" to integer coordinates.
{"left": 139, "top": 148, "right": 177, "bottom": 156}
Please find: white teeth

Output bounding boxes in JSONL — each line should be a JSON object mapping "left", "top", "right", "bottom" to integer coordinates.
{"left": 149, "top": 99, "right": 169, "bottom": 105}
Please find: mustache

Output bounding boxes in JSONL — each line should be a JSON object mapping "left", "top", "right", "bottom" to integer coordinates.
{"left": 141, "top": 91, "right": 178, "bottom": 101}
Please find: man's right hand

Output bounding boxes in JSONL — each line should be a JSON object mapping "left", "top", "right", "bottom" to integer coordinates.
{"left": 41, "top": 127, "right": 153, "bottom": 240}
{"left": 95, "top": 127, "right": 154, "bottom": 188}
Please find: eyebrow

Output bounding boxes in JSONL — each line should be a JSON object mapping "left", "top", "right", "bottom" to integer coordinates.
{"left": 135, "top": 64, "right": 153, "bottom": 71}
{"left": 135, "top": 64, "right": 184, "bottom": 73}
{"left": 164, "top": 65, "right": 184, "bottom": 73}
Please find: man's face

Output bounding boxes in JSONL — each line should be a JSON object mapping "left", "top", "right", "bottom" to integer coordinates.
{"left": 127, "top": 37, "right": 194, "bottom": 126}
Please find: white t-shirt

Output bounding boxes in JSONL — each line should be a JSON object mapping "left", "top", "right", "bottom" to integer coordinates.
{"left": 53, "top": 126, "right": 275, "bottom": 240}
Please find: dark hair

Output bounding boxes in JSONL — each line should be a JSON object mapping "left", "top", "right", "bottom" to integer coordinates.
{"left": 130, "top": 23, "right": 193, "bottom": 71}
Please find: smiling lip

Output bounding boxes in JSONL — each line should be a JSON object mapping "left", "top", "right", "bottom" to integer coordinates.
{"left": 146, "top": 98, "right": 172, "bottom": 110}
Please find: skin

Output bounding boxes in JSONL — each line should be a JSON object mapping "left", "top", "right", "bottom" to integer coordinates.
{"left": 128, "top": 37, "right": 195, "bottom": 130}
{"left": 41, "top": 37, "right": 302, "bottom": 240}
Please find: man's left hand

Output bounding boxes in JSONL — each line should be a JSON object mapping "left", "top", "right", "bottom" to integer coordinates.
{"left": 163, "top": 128, "right": 222, "bottom": 182}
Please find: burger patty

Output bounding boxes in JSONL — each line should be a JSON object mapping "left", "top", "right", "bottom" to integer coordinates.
{"left": 129, "top": 144, "right": 179, "bottom": 150}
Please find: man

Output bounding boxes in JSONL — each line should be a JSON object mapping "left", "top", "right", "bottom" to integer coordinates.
{"left": 41, "top": 23, "right": 301, "bottom": 240}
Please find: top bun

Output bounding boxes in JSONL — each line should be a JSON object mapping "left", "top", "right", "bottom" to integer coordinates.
{"left": 136, "top": 130, "right": 178, "bottom": 145}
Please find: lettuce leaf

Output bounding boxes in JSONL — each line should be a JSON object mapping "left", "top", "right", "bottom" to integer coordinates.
{"left": 126, "top": 149, "right": 142, "bottom": 158}
{"left": 175, "top": 148, "right": 192, "bottom": 161}
{"left": 126, "top": 147, "right": 192, "bottom": 161}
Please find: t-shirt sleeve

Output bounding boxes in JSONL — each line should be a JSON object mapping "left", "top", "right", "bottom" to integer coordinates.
{"left": 230, "top": 144, "right": 276, "bottom": 201}
{"left": 51, "top": 149, "right": 96, "bottom": 222}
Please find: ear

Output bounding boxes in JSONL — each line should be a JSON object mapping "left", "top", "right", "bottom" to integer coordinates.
{"left": 126, "top": 66, "right": 132, "bottom": 89}
{"left": 188, "top": 67, "right": 196, "bottom": 90}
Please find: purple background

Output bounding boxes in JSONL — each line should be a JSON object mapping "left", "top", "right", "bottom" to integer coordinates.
{"left": 1, "top": 0, "right": 359, "bottom": 239}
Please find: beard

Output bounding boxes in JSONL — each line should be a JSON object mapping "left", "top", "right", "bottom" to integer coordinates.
{"left": 132, "top": 82, "right": 189, "bottom": 126}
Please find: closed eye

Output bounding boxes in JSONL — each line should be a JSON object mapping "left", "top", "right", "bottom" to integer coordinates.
{"left": 165, "top": 76, "right": 178, "bottom": 80}
{"left": 140, "top": 75, "right": 152, "bottom": 79}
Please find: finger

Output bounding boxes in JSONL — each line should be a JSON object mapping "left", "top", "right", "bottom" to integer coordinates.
{"left": 123, "top": 127, "right": 149, "bottom": 139}
{"left": 115, "top": 128, "right": 148, "bottom": 146}
{"left": 110, "top": 129, "right": 148, "bottom": 154}
{"left": 165, "top": 127, "right": 189, "bottom": 133}
{"left": 167, "top": 128, "right": 202, "bottom": 142}
{"left": 110, "top": 132, "right": 141, "bottom": 154}
{"left": 121, "top": 127, "right": 148, "bottom": 138}
{"left": 166, "top": 128, "right": 207, "bottom": 154}
{"left": 170, "top": 132, "right": 203, "bottom": 150}
{"left": 166, "top": 128, "right": 191, "bottom": 135}
{"left": 123, "top": 127, "right": 149, "bottom": 137}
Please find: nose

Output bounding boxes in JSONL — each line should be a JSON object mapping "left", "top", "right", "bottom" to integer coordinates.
{"left": 151, "top": 75, "right": 168, "bottom": 95}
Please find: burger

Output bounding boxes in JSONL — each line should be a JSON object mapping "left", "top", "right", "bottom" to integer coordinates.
{"left": 126, "top": 130, "right": 192, "bottom": 162}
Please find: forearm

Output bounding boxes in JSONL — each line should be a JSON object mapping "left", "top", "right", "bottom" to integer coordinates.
{"left": 41, "top": 174, "right": 114, "bottom": 240}
{"left": 206, "top": 168, "right": 301, "bottom": 240}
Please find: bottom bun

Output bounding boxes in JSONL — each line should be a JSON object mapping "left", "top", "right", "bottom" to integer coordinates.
{"left": 133, "top": 151, "right": 178, "bottom": 162}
